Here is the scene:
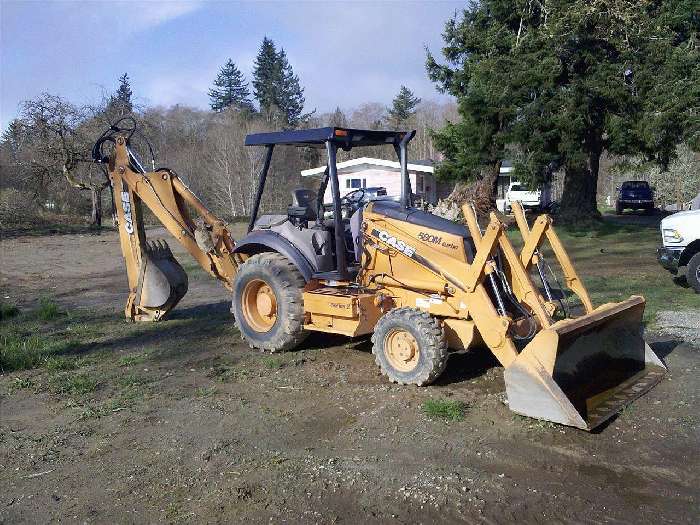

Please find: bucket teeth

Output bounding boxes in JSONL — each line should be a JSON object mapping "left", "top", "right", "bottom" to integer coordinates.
{"left": 145, "top": 239, "right": 173, "bottom": 259}
{"left": 135, "top": 238, "right": 188, "bottom": 317}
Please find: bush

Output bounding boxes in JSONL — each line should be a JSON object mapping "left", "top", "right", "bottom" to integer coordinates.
{"left": 36, "top": 297, "right": 61, "bottom": 321}
{"left": 0, "top": 188, "right": 43, "bottom": 226}
{"left": 0, "top": 302, "right": 20, "bottom": 321}
{"left": 422, "top": 398, "right": 467, "bottom": 422}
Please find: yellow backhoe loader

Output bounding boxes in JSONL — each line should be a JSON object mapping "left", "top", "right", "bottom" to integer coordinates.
{"left": 92, "top": 119, "right": 666, "bottom": 431}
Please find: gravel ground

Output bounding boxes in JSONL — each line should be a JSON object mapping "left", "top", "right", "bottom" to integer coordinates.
{"left": 656, "top": 310, "right": 700, "bottom": 346}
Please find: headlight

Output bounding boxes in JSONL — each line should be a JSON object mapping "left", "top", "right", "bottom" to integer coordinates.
{"left": 662, "top": 229, "right": 683, "bottom": 243}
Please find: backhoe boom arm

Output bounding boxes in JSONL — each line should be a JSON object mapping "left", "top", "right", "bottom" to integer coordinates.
{"left": 108, "top": 135, "right": 239, "bottom": 321}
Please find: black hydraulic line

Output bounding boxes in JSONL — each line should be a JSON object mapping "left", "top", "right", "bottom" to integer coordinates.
{"left": 247, "top": 145, "right": 274, "bottom": 233}
{"left": 536, "top": 254, "right": 554, "bottom": 302}
{"left": 543, "top": 255, "right": 570, "bottom": 317}
{"left": 326, "top": 141, "right": 348, "bottom": 278}
{"left": 127, "top": 146, "right": 147, "bottom": 174}
{"left": 489, "top": 273, "right": 507, "bottom": 316}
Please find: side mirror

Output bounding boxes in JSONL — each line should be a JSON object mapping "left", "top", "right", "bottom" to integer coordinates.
{"left": 615, "top": 186, "right": 620, "bottom": 191}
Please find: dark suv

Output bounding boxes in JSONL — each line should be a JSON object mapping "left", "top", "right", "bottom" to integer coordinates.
{"left": 616, "top": 181, "right": 654, "bottom": 214}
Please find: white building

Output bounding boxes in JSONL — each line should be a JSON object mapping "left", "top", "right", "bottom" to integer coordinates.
{"left": 301, "top": 157, "right": 440, "bottom": 204}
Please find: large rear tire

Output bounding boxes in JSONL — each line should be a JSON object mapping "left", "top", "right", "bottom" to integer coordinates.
{"left": 232, "top": 252, "right": 308, "bottom": 352}
{"left": 371, "top": 308, "right": 448, "bottom": 386}
{"left": 686, "top": 252, "right": 700, "bottom": 294}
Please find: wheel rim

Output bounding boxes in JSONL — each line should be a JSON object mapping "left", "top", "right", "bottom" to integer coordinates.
{"left": 385, "top": 329, "right": 420, "bottom": 372}
{"left": 241, "top": 279, "right": 277, "bottom": 332}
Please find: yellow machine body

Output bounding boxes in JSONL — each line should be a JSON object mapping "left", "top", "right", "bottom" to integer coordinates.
{"left": 105, "top": 133, "right": 665, "bottom": 431}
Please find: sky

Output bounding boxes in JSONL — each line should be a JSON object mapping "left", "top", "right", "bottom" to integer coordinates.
{"left": 1, "top": 0, "right": 463, "bottom": 130}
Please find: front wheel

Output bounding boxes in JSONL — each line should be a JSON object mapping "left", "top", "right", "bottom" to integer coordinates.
{"left": 686, "top": 252, "right": 700, "bottom": 294}
{"left": 615, "top": 202, "right": 623, "bottom": 215}
{"left": 371, "top": 308, "right": 449, "bottom": 386}
{"left": 232, "top": 252, "right": 308, "bottom": 351}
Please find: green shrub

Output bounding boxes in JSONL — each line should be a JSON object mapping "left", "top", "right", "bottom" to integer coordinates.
{"left": 44, "top": 356, "right": 79, "bottom": 371}
{"left": 51, "top": 372, "right": 97, "bottom": 395}
{"left": 422, "top": 398, "right": 467, "bottom": 422}
{"left": 36, "top": 298, "right": 61, "bottom": 321}
{"left": 0, "top": 333, "right": 73, "bottom": 372}
{"left": 262, "top": 356, "right": 284, "bottom": 369}
{"left": 0, "top": 302, "right": 20, "bottom": 321}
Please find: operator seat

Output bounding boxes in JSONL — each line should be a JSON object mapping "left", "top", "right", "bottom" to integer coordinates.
{"left": 288, "top": 188, "right": 318, "bottom": 224}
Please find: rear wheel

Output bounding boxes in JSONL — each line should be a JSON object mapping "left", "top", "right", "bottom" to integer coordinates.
{"left": 686, "top": 253, "right": 700, "bottom": 294}
{"left": 232, "top": 252, "right": 308, "bottom": 351}
{"left": 371, "top": 308, "right": 448, "bottom": 386}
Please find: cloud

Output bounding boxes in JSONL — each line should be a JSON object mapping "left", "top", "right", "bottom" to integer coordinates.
{"left": 120, "top": 1, "right": 203, "bottom": 32}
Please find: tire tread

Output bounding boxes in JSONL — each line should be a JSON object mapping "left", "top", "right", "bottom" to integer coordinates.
{"left": 234, "top": 252, "right": 308, "bottom": 352}
{"left": 371, "top": 307, "right": 448, "bottom": 386}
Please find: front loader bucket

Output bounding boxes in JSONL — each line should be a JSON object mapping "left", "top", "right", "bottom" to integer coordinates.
{"left": 504, "top": 296, "right": 666, "bottom": 430}
{"left": 135, "top": 240, "right": 188, "bottom": 320}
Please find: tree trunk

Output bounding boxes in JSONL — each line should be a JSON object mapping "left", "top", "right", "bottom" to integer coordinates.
{"left": 90, "top": 187, "right": 103, "bottom": 228}
{"left": 444, "top": 161, "right": 502, "bottom": 218}
{"left": 477, "top": 160, "right": 501, "bottom": 209}
{"left": 559, "top": 152, "right": 602, "bottom": 224}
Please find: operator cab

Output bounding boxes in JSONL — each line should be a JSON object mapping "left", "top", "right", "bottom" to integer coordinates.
{"left": 244, "top": 127, "right": 416, "bottom": 281}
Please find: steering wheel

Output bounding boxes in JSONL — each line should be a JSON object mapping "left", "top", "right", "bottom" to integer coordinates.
{"left": 339, "top": 188, "right": 367, "bottom": 219}
{"left": 341, "top": 188, "right": 367, "bottom": 206}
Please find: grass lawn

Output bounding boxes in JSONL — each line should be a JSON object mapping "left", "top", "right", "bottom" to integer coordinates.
{"left": 507, "top": 213, "right": 698, "bottom": 326}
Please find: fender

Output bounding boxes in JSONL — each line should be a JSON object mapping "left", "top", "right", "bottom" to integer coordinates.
{"left": 233, "top": 230, "right": 314, "bottom": 282}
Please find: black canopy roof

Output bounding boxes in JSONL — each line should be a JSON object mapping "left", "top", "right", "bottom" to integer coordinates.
{"left": 244, "top": 127, "right": 411, "bottom": 148}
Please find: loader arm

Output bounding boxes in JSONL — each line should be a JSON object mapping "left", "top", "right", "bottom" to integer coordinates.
{"left": 361, "top": 207, "right": 554, "bottom": 368}
{"left": 108, "top": 135, "right": 239, "bottom": 321}
{"left": 361, "top": 204, "right": 665, "bottom": 430}
{"left": 510, "top": 201, "right": 594, "bottom": 313}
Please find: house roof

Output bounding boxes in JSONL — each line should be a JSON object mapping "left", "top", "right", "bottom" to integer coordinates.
{"left": 301, "top": 157, "right": 435, "bottom": 177}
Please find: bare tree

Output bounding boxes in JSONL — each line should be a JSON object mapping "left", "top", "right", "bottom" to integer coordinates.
{"left": 204, "top": 109, "right": 267, "bottom": 217}
{"left": 19, "top": 94, "right": 109, "bottom": 227}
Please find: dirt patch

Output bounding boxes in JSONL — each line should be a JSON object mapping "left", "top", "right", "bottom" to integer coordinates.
{"left": 1, "top": 225, "right": 698, "bottom": 523}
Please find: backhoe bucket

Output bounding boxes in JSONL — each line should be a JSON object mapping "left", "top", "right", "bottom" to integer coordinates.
{"left": 504, "top": 296, "right": 666, "bottom": 431}
{"left": 135, "top": 240, "right": 188, "bottom": 320}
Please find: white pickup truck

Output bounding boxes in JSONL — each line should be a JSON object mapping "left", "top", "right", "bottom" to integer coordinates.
{"left": 504, "top": 181, "right": 550, "bottom": 212}
{"left": 657, "top": 208, "right": 700, "bottom": 293}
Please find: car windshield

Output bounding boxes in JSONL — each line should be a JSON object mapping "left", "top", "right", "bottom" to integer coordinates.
{"left": 510, "top": 184, "right": 523, "bottom": 191}
{"left": 621, "top": 181, "right": 649, "bottom": 189}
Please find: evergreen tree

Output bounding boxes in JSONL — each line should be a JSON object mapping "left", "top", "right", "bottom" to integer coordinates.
{"left": 108, "top": 73, "right": 133, "bottom": 116}
{"left": 208, "top": 59, "right": 254, "bottom": 112}
{"left": 1, "top": 119, "right": 25, "bottom": 154}
{"left": 428, "top": 0, "right": 698, "bottom": 222}
{"left": 252, "top": 37, "right": 310, "bottom": 127}
{"left": 252, "top": 37, "right": 283, "bottom": 115}
{"left": 388, "top": 86, "right": 421, "bottom": 128}
{"left": 329, "top": 106, "right": 347, "bottom": 127}
{"left": 276, "top": 48, "right": 307, "bottom": 127}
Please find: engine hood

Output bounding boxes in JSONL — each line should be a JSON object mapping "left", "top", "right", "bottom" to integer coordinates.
{"left": 661, "top": 209, "right": 700, "bottom": 247}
